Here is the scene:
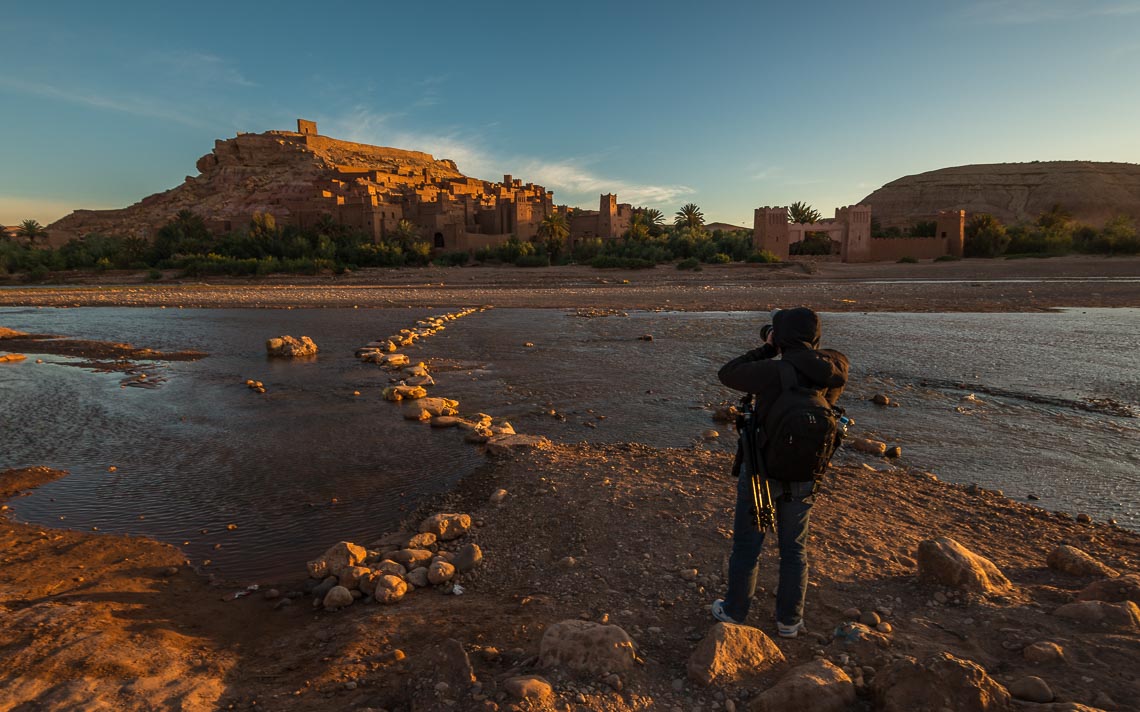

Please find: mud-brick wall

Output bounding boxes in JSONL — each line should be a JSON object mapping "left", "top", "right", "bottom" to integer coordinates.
{"left": 869, "top": 236, "right": 949, "bottom": 261}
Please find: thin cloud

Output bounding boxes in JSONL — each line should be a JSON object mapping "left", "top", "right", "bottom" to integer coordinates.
{"left": 150, "top": 50, "right": 256, "bottom": 87}
{"left": 0, "top": 76, "right": 206, "bottom": 127}
{"left": 324, "top": 109, "right": 692, "bottom": 209}
{"left": 963, "top": 0, "right": 1140, "bottom": 24}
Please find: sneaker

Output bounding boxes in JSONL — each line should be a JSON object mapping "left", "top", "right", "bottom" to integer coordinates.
{"left": 710, "top": 599, "right": 743, "bottom": 625}
{"left": 777, "top": 619, "right": 806, "bottom": 638}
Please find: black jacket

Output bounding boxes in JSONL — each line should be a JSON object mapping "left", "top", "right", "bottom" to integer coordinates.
{"left": 718, "top": 307, "right": 850, "bottom": 422}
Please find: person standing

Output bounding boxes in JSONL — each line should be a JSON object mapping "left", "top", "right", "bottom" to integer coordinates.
{"left": 710, "top": 307, "right": 849, "bottom": 637}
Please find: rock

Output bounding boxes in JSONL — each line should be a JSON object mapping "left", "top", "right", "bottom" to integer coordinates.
{"left": 390, "top": 548, "right": 434, "bottom": 571}
{"left": 428, "top": 561, "right": 456, "bottom": 585}
{"left": 748, "top": 659, "right": 854, "bottom": 712}
{"left": 374, "top": 559, "right": 407, "bottom": 577}
{"left": 262, "top": 588, "right": 280, "bottom": 600}
{"left": 323, "top": 585, "right": 354, "bottom": 610}
{"left": 850, "top": 438, "right": 888, "bottom": 456}
{"left": 491, "top": 421, "right": 516, "bottom": 436}
{"left": 0, "top": 353, "right": 28, "bottom": 363}
{"left": 430, "top": 415, "right": 460, "bottom": 428}
{"left": 420, "top": 513, "right": 472, "bottom": 541}
{"left": 382, "top": 384, "right": 427, "bottom": 401}
{"left": 1046, "top": 545, "right": 1119, "bottom": 578}
{"left": 701, "top": 429, "right": 720, "bottom": 440}
{"left": 885, "top": 446, "right": 902, "bottom": 458}
{"left": 485, "top": 434, "right": 551, "bottom": 454}
{"left": 843, "top": 607, "right": 861, "bottom": 620}
{"left": 266, "top": 335, "right": 318, "bottom": 357}
{"left": 539, "top": 620, "right": 638, "bottom": 676}
{"left": 336, "top": 565, "right": 370, "bottom": 591}
{"left": 405, "top": 532, "right": 437, "bottom": 549}
{"left": 680, "top": 568, "right": 699, "bottom": 581}
{"left": 405, "top": 397, "right": 459, "bottom": 419}
{"left": 1076, "top": 572, "right": 1140, "bottom": 603}
{"left": 1023, "top": 641, "right": 1065, "bottom": 664}
{"left": 383, "top": 353, "right": 410, "bottom": 368}
{"left": 1076, "top": 512, "right": 1093, "bottom": 523}
{"left": 312, "top": 576, "right": 338, "bottom": 600}
{"left": 876, "top": 622, "right": 893, "bottom": 634}
{"left": 406, "top": 567, "right": 430, "bottom": 588}
{"left": 464, "top": 426, "right": 493, "bottom": 443}
{"left": 831, "top": 622, "right": 893, "bottom": 664}
{"left": 373, "top": 574, "right": 408, "bottom": 604}
{"left": 405, "top": 375, "right": 435, "bottom": 387}
{"left": 638, "top": 334, "right": 653, "bottom": 341}
{"left": 1053, "top": 600, "right": 1140, "bottom": 631}
{"left": 503, "top": 675, "right": 553, "bottom": 703}
{"left": 1009, "top": 676, "right": 1054, "bottom": 703}
{"left": 686, "top": 622, "right": 785, "bottom": 686}
{"left": 916, "top": 537, "right": 1012, "bottom": 593}
{"left": 712, "top": 405, "right": 740, "bottom": 422}
{"left": 872, "top": 651, "right": 1012, "bottom": 712}
{"left": 453, "top": 543, "right": 483, "bottom": 573}
{"left": 307, "top": 541, "right": 367, "bottom": 579}
{"left": 489, "top": 488, "right": 508, "bottom": 504}
{"left": 860, "top": 610, "right": 881, "bottom": 626}
{"left": 872, "top": 394, "right": 890, "bottom": 406}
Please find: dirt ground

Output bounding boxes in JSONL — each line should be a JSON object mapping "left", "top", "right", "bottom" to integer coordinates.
{"left": 1, "top": 259, "right": 1137, "bottom": 711}
{"left": 2, "top": 440, "right": 1138, "bottom": 711}
{"left": 0, "top": 255, "right": 1137, "bottom": 312}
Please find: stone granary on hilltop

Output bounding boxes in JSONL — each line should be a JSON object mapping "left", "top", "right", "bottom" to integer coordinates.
{"left": 754, "top": 204, "right": 965, "bottom": 262}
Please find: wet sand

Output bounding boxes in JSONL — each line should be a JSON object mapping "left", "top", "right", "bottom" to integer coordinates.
{"left": 1, "top": 255, "right": 1138, "bottom": 312}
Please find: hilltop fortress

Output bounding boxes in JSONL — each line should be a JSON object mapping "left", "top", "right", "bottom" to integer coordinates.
{"left": 49, "top": 120, "right": 633, "bottom": 251}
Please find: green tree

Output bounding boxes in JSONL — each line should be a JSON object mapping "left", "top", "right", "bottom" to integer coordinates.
{"left": 788, "top": 202, "right": 821, "bottom": 224}
{"left": 674, "top": 203, "right": 704, "bottom": 230}
{"left": 536, "top": 212, "right": 570, "bottom": 256}
{"left": 392, "top": 219, "right": 420, "bottom": 247}
{"left": 1037, "top": 204, "right": 1073, "bottom": 230}
{"left": 16, "top": 219, "right": 49, "bottom": 244}
{"left": 964, "top": 213, "right": 1009, "bottom": 258}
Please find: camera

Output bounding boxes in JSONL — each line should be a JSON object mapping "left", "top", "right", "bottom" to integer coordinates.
{"left": 760, "top": 324, "right": 774, "bottom": 342}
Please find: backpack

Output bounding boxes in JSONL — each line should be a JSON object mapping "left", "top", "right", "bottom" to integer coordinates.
{"left": 758, "top": 361, "right": 841, "bottom": 481}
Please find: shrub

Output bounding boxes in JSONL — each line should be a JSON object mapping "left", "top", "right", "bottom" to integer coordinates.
{"left": 897, "top": 256, "right": 918, "bottom": 264}
{"left": 934, "top": 254, "right": 961, "bottom": 262}
{"left": 746, "top": 250, "right": 780, "bottom": 263}
{"left": 434, "top": 251, "right": 469, "bottom": 267}
{"left": 514, "top": 254, "right": 551, "bottom": 267}
{"left": 964, "top": 214, "right": 1010, "bottom": 258}
{"left": 676, "top": 257, "right": 701, "bottom": 270}
{"left": 706, "top": 252, "right": 732, "bottom": 264}
{"left": 590, "top": 255, "right": 655, "bottom": 269}
{"left": 790, "top": 232, "right": 834, "bottom": 256}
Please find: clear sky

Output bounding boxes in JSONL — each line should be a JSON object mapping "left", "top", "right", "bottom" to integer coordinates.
{"left": 2, "top": 0, "right": 1139, "bottom": 227}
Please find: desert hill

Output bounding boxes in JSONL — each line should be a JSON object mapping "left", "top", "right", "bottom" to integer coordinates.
{"left": 861, "top": 161, "right": 1140, "bottom": 229}
{"left": 46, "top": 125, "right": 478, "bottom": 242}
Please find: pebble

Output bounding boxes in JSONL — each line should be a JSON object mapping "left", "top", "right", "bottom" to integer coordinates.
{"left": 701, "top": 429, "right": 719, "bottom": 440}
{"left": 860, "top": 610, "right": 881, "bottom": 626}
{"left": 843, "top": 607, "right": 861, "bottom": 620}
{"left": 872, "top": 394, "right": 890, "bottom": 405}
{"left": 933, "top": 591, "right": 948, "bottom": 604}
{"left": 489, "top": 488, "right": 508, "bottom": 504}
{"left": 1076, "top": 512, "right": 1092, "bottom": 523}
{"left": 885, "top": 446, "right": 902, "bottom": 458}
{"left": 876, "top": 622, "right": 893, "bottom": 634}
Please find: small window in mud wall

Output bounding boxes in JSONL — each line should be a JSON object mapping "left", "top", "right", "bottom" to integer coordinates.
{"left": 434, "top": 232, "right": 445, "bottom": 248}
{"left": 941, "top": 232, "right": 947, "bottom": 238}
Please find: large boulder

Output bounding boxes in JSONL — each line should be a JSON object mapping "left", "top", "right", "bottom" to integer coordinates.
{"left": 1076, "top": 573, "right": 1140, "bottom": 604}
{"left": 419, "top": 513, "right": 472, "bottom": 541}
{"left": 322, "top": 585, "right": 354, "bottom": 611}
{"left": 749, "top": 659, "right": 854, "bottom": 712}
{"left": 453, "top": 543, "right": 483, "bottom": 573}
{"left": 686, "top": 622, "right": 786, "bottom": 687}
{"left": 391, "top": 548, "right": 435, "bottom": 569}
{"left": 1052, "top": 600, "right": 1140, "bottom": 632}
{"left": 1047, "top": 545, "right": 1119, "bottom": 578}
{"left": 373, "top": 575, "right": 408, "bottom": 604}
{"left": 917, "top": 537, "right": 1012, "bottom": 593}
{"left": 266, "top": 335, "right": 318, "bottom": 357}
{"left": 872, "top": 652, "right": 1013, "bottom": 712}
{"left": 307, "top": 541, "right": 367, "bottom": 579}
{"left": 404, "top": 397, "right": 459, "bottom": 420}
{"left": 539, "top": 620, "right": 637, "bottom": 676}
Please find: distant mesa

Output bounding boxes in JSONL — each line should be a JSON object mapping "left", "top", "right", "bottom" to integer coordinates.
{"left": 47, "top": 120, "right": 636, "bottom": 252}
{"left": 862, "top": 161, "right": 1140, "bottom": 229}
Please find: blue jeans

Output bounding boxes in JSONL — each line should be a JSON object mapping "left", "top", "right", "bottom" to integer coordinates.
{"left": 723, "top": 472, "right": 815, "bottom": 625}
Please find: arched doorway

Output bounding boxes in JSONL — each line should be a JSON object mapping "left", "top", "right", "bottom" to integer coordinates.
{"left": 434, "top": 232, "right": 445, "bottom": 248}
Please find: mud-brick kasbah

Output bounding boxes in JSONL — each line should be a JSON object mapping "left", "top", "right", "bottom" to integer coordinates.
{"left": 47, "top": 120, "right": 964, "bottom": 262}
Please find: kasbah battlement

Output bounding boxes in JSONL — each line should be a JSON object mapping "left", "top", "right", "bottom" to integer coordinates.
{"left": 46, "top": 119, "right": 962, "bottom": 262}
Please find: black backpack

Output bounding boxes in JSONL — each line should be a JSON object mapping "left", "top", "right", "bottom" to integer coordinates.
{"left": 758, "top": 361, "right": 842, "bottom": 481}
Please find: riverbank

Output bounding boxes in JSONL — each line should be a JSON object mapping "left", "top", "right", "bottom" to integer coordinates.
{"left": 1, "top": 255, "right": 1138, "bottom": 312}
{"left": 3, "top": 440, "right": 1138, "bottom": 711}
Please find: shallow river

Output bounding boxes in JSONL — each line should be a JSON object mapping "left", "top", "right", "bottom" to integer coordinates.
{"left": 0, "top": 306, "right": 1136, "bottom": 581}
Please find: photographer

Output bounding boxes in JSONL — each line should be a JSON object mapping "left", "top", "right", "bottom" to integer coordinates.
{"left": 710, "top": 307, "right": 849, "bottom": 638}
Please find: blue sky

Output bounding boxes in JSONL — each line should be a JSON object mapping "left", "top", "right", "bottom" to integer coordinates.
{"left": 2, "top": 0, "right": 1139, "bottom": 227}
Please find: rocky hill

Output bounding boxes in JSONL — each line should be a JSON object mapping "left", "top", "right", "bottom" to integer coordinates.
{"left": 861, "top": 161, "right": 1140, "bottom": 228}
{"left": 47, "top": 127, "right": 467, "bottom": 241}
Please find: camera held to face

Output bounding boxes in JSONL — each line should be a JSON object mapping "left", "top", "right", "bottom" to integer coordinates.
{"left": 760, "top": 324, "right": 774, "bottom": 343}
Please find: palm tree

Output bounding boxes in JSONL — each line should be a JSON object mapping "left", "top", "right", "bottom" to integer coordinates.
{"left": 392, "top": 219, "right": 420, "bottom": 246}
{"left": 788, "top": 202, "right": 821, "bottom": 224}
{"left": 640, "top": 208, "right": 665, "bottom": 226}
{"left": 16, "top": 219, "right": 49, "bottom": 244}
{"left": 674, "top": 203, "right": 704, "bottom": 230}
{"left": 537, "top": 212, "right": 570, "bottom": 256}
